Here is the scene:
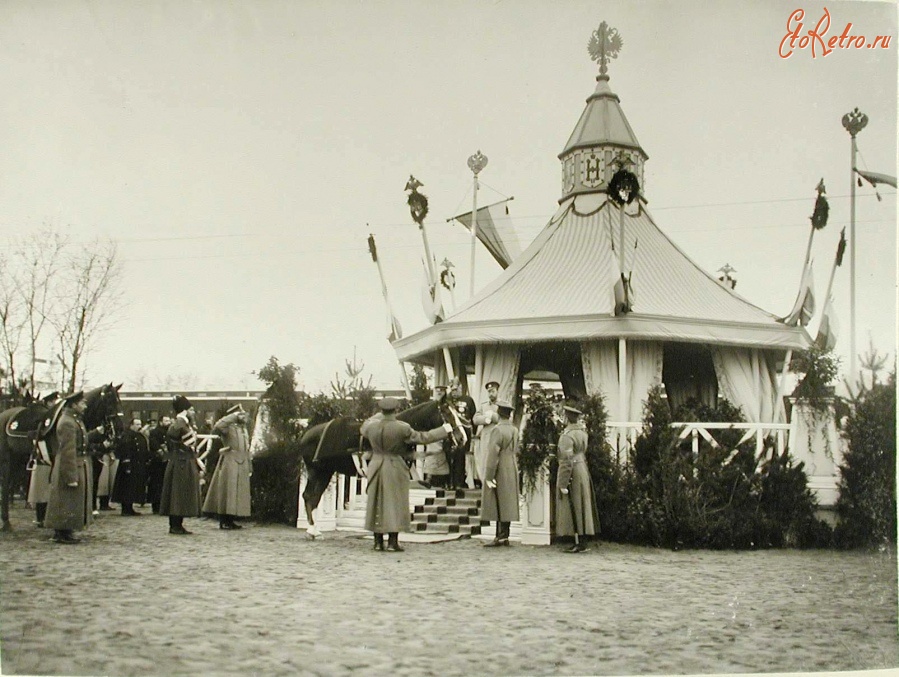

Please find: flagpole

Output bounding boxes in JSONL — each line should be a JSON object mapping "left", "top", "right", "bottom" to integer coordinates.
{"left": 367, "top": 234, "right": 412, "bottom": 399}
{"left": 405, "top": 176, "right": 456, "bottom": 383}
{"left": 468, "top": 151, "right": 488, "bottom": 298}
{"left": 842, "top": 108, "right": 868, "bottom": 380}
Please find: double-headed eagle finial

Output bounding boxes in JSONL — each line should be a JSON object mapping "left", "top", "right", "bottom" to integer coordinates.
{"left": 588, "top": 21, "right": 623, "bottom": 79}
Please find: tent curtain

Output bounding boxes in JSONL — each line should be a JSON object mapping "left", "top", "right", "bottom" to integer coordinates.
{"left": 474, "top": 344, "right": 521, "bottom": 406}
{"left": 627, "top": 341, "right": 663, "bottom": 423}
{"left": 711, "top": 347, "right": 781, "bottom": 423}
{"left": 662, "top": 344, "right": 719, "bottom": 413}
{"left": 581, "top": 341, "right": 619, "bottom": 421}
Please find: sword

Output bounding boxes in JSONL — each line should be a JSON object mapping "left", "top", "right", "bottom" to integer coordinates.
{"left": 565, "top": 484, "right": 580, "bottom": 547}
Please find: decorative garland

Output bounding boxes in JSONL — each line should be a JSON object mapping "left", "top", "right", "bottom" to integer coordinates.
{"left": 608, "top": 168, "right": 640, "bottom": 206}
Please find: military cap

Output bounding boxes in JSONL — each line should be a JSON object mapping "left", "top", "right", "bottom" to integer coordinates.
{"left": 484, "top": 380, "right": 500, "bottom": 390}
{"left": 378, "top": 397, "right": 400, "bottom": 411}
{"left": 496, "top": 400, "right": 514, "bottom": 412}
{"left": 226, "top": 404, "right": 245, "bottom": 415}
{"left": 563, "top": 405, "right": 583, "bottom": 416}
{"left": 172, "top": 395, "right": 193, "bottom": 413}
{"left": 63, "top": 391, "right": 84, "bottom": 405}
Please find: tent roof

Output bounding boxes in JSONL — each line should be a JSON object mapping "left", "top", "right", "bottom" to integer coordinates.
{"left": 393, "top": 192, "right": 810, "bottom": 363}
{"left": 559, "top": 76, "right": 647, "bottom": 159}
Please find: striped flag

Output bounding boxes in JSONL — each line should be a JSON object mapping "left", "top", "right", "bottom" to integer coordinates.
{"left": 452, "top": 199, "right": 521, "bottom": 269}
{"left": 815, "top": 296, "right": 839, "bottom": 351}
{"left": 782, "top": 261, "right": 816, "bottom": 327}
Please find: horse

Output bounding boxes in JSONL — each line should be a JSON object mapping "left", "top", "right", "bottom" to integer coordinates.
{"left": 0, "top": 383, "right": 125, "bottom": 531}
{"left": 297, "top": 396, "right": 467, "bottom": 537}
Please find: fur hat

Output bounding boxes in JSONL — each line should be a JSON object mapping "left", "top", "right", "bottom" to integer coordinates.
{"left": 172, "top": 395, "right": 193, "bottom": 414}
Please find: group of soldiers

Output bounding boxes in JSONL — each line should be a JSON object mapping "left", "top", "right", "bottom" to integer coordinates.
{"left": 361, "top": 378, "right": 600, "bottom": 553}
{"left": 28, "top": 392, "right": 252, "bottom": 544}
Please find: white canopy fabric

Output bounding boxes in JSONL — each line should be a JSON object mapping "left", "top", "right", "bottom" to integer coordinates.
{"left": 393, "top": 193, "right": 810, "bottom": 363}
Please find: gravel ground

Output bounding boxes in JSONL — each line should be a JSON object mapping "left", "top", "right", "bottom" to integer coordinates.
{"left": 0, "top": 502, "right": 896, "bottom": 676}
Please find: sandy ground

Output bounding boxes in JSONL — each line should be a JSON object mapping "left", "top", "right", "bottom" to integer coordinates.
{"left": 0, "top": 501, "right": 896, "bottom": 677}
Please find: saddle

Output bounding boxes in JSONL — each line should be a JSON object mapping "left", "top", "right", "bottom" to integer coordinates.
{"left": 5, "top": 403, "right": 53, "bottom": 439}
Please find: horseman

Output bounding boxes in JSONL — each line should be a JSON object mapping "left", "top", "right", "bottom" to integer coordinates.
{"left": 361, "top": 397, "right": 454, "bottom": 552}
{"left": 44, "top": 391, "right": 93, "bottom": 544}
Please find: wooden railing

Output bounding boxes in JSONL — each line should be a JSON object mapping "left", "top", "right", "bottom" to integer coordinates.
{"left": 605, "top": 420, "right": 792, "bottom": 462}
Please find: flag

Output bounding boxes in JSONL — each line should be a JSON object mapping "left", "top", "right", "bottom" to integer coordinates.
{"left": 452, "top": 199, "right": 521, "bottom": 269}
{"left": 387, "top": 313, "right": 402, "bottom": 342}
{"left": 367, "top": 234, "right": 378, "bottom": 262}
{"left": 815, "top": 296, "right": 839, "bottom": 351}
{"left": 782, "top": 261, "right": 816, "bottom": 327}
{"left": 613, "top": 273, "right": 634, "bottom": 316}
{"left": 855, "top": 169, "right": 897, "bottom": 189}
{"left": 420, "top": 260, "right": 444, "bottom": 324}
{"left": 835, "top": 227, "right": 846, "bottom": 267}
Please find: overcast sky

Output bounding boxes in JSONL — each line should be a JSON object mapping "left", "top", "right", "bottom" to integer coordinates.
{"left": 0, "top": 0, "right": 895, "bottom": 394}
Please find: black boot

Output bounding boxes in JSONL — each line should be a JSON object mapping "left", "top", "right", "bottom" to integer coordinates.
{"left": 386, "top": 533, "right": 404, "bottom": 552}
{"left": 34, "top": 502, "right": 47, "bottom": 527}
{"left": 169, "top": 516, "right": 191, "bottom": 535}
{"left": 373, "top": 533, "right": 385, "bottom": 551}
{"left": 51, "top": 529, "right": 80, "bottom": 544}
{"left": 99, "top": 496, "right": 112, "bottom": 511}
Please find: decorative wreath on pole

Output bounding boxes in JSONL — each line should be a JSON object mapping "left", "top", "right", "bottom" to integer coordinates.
{"left": 405, "top": 175, "right": 429, "bottom": 226}
{"left": 608, "top": 168, "right": 640, "bottom": 206}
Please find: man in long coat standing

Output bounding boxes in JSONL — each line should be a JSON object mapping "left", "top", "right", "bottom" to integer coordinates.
{"left": 471, "top": 380, "right": 500, "bottom": 489}
{"left": 45, "top": 391, "right": 93, "bottom": 544}
{"left": 161, "top": 395, "right": 201, "bottom": 535}
{"left": 112, "top": 417, "right": 152, "bottom": 516}
{"left": 555, "top": 405, "right": 599, "bottom": 553}
{"left": 481, "top": 400, "right": 520, "bottom": 547}
{"left": 202, "top": 404, "right": 252, "bottom": 530}
{"left": 361, "top": 397, "right": 453, "bottom": 552}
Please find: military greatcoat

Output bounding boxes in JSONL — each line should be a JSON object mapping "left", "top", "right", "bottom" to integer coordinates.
{"left": 480, "top": 419, "right": 520, "bottom": 522}
{"left": 44, "top": 410, "right": 93, "bottom": 531}
{"left": 202, "top": 412, "right": 252, "bottom": 517}
{"left": 472, "top": 400, "right": 499, "bottom": 481}
{"left": 160, "top": 414, "right": 201, "bottom": 517}
{"left": 361, "top": 414, "right": 447, "bottom": 533}
{"left": 554, "top": 421, "right": 599, "bottom": 536}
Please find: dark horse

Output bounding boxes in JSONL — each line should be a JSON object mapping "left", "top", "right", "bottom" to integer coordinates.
{"left": 0, "top": 383, "right": 125, "bottom": 531}
{"left": 297, "top": 397, "right": 466, "bottom": 537}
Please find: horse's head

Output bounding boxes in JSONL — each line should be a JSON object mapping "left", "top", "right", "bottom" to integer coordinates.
{"left": 83, "top": 383, "right": 125, "bottom": 442}
{"left": 436, "top": 394, "right": 468, "bottom": 449}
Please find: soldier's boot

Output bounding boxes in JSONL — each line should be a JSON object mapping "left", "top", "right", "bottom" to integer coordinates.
{"left": 373, "top": 533, "right": 385, "bottom": 551}
{"left": 386, "top": 533, "right": 404, "bottom": 552}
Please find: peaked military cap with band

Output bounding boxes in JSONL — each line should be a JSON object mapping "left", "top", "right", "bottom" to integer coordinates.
{"left": 63, "top": 391, "right": 84, "bottom": 405}
{"left": 484, "top": 381, "right": 500, "bottom": 390}
{"left": 378, "top": 397, "right": 400, "bottom": 411}
{"left": 226, "top": 404, "right": 245, "bottom": 415}
{"left": 496, "top": 400, "right": 514, "bottom": 412}
{"left": 563, "top": 405, "right": 583, "bottom": 416}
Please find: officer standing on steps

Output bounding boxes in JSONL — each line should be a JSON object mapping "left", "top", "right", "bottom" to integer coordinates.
{"left": 361, "top": 397, "right": 454, "bottom": 553}
{"left": 471, "top": 380, "right": 501, "bottom": 489}
{"left": 481, "top": 400, "right": 520, "bottom": 547}
{"left": 555, "top": 405, "right": 599, "bottom": 553}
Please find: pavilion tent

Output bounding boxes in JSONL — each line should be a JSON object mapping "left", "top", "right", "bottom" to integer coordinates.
{"left": 395, "top": 60, "right": 811, "bottom": 428}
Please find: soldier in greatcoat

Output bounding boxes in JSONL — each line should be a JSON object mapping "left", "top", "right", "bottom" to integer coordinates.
{"left": 44, "top": 391, "right": 93, "bottom": 544}
{"left": 361, "top": 397, "right": 453, "bottom": 552}
{"left": 160, "top": 395, "right": 201, "bottom": 535}
{"left": 202, "top": 404, "right": 252, "bottom": 530}
{"left": 111, "top": 417, "right": 152, "bottom": 515}
{"left": 555, "top": 405, "right": 599, "bottom": 553}
{"left": 146, "top": 416, "right": 171, "bottom": 514}
{"left": 481, "top": 400, "right": 520, "bottom": 547}
{"left": 471, "top": 380, "right": 501, "bottom": 489}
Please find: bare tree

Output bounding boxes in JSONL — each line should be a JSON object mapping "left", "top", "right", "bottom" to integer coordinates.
{"left": 0, "top": 251, "right": 25, "bottom": 396}
{"left": 10, "top": 230, "right": 66, "bottom": 394}
{"left": 51, "top": 239, "right": 123, "bottom": 392}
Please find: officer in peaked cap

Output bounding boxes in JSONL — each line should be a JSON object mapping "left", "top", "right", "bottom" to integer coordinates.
{"left": 481, "top": 398, "right": 519, "bottom": 547}
{"left": 225, "top": 404, "right": 245, "bottom": 416}
{"left": 160, "top": 394, "right": 201, "bottom": 535}
{"left": 360, "top": 394, "right": 454, "bottom": 552}
{"left": 556, "top": 402, "right": 598, "bottom": 553}
{"left": 44, "top": 390, "right": 91, "bottom": 544}
{"left": 471, "top": 380, "right": 501, "bottom": 489}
